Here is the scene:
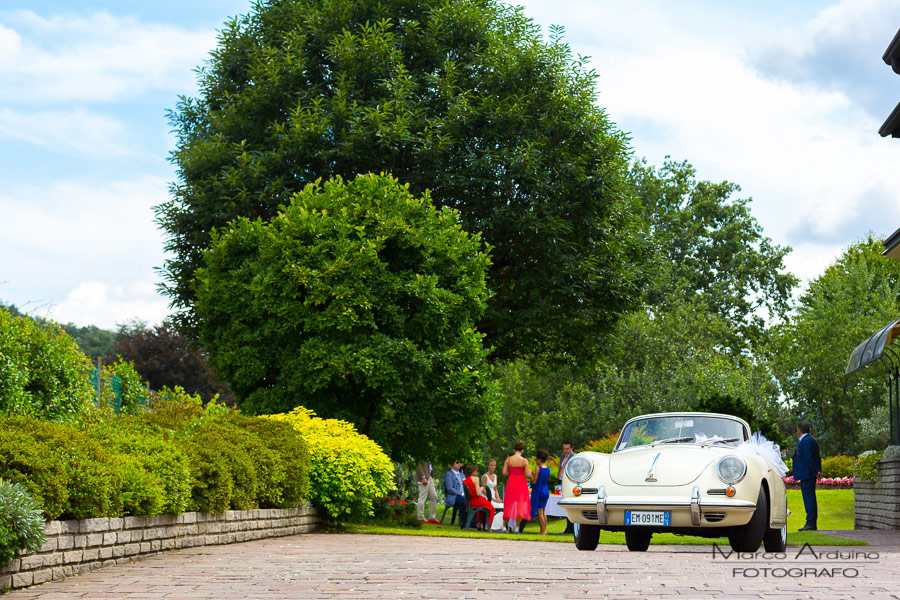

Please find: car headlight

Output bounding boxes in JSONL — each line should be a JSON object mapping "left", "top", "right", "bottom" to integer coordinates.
{"left": 565, "top": 455, "right": 593, "bottom": 483}
{"left": 716, "top": 455, "right": 747, "bottom": 484}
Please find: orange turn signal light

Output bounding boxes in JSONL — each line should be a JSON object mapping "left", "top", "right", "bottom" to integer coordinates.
{"left": 725, "top": 487, "right": 736, "bottom": 497}
{"left": 573, "top": 487, "right": 582, "bottom": 496}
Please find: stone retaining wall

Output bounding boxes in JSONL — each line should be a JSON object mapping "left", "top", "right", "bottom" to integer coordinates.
{"left": 0, "top": 506, "right": 318, "bottom": 591}
{"left": 854, "top": 458, "right": 900, "bottom": 529}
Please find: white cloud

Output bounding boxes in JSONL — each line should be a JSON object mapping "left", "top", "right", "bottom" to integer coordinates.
{"left": 0, "top": 10, "right": 216, "bottom": 103}
{"left": 0, "top": 23, "right": 21, "bottom": 67}
{"left": 48, "top": 280, "right": 169, "bottom": 329}
{"left": 518, "top": 0, "right": 900, "bottom": 286}
{"left": 0, "top": 108, "right": 130, "bottom": 157}
{"left": 0, "top": 176, "right": 171, "bottom": 327}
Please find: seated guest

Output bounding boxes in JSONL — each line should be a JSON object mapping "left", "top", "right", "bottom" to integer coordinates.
{"left": 463, "top": 464, "right": 496, "bottom": 530}
{"left": 443, "top": 460, "right": 468, "bottom": 528}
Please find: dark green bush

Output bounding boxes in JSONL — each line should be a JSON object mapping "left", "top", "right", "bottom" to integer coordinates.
{"left": 0, "top": 420, "right": 69, "bottom": 520}
{"left": 0, "top": 405, "right": 309, "bottom": 520}
{"left": 181, "top": 419, "right": 270, "bottom": 510}
{"left": 181, "top": 430, "right": 235, "bottom": 513}
{"left": 80, "top": 417, "right": 191, "bottom": 515}
{"left": 0, "top": 415, "right": 118, "bottom": 520}
{"left": 224, "top": 414, "right": 310, "bottom": 508}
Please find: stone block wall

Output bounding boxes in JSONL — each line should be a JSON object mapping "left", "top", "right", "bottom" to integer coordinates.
{"left": 0, "top": 506, "right": 318, "bottom": 592}
{"left": 854, "top": 458, "right": 900, "bottom": 529}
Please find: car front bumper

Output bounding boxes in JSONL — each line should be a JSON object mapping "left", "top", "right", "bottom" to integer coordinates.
{"left": 559, "top": 485, "right": 757, "bottom": 528}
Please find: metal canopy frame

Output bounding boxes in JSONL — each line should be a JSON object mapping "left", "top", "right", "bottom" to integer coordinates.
{"left": 846, "top": 317, "right": 900, "bottom": 446}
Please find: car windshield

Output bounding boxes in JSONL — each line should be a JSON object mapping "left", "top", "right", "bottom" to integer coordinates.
{"left": 615, "top": 416, "right": 748, "bottom": 451}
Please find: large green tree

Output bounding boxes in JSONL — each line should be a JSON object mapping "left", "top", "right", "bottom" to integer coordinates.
{"left": 194, "top": 174, "right": 493, "bottom": 462}
{"left": 157, "top": 0, "right": 649, "bottom": 364}
{"left": 489, "top": 298, "right": 786, "bottom": 459}
{"left": 768, "top": 237, "right": 900, "bottom": 455}
{"left": 632, "top": 159, "right": 797, "bottom": 350}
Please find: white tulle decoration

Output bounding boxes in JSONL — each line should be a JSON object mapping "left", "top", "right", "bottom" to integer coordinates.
{"left": 738, "top": 432, "right": 789, "bottom": 476}
{"left": 693, "top": 433, "right": 725, "bottom": 445}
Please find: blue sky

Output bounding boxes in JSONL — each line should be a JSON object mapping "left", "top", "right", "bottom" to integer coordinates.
{"left": 2, "top": 0, "right": 900, "bottom": 328}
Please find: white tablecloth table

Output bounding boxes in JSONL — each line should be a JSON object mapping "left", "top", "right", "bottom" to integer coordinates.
{"left": 487, "top": 494, "right": 568, "bottom": 530}
{"left": 545, "top": 494, "right": 568, "bottom": 518}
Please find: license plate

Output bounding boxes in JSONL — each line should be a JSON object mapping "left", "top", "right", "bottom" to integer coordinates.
{"left": 625, "top": 510, "right": 670, "bottom": 526}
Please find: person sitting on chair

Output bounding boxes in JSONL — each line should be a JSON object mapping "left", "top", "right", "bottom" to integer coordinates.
{"left": 463, "top": 464, "right": 495, "bottom": 530}
{"left": 443, "top": 460, "right": 468, "bottom": 528}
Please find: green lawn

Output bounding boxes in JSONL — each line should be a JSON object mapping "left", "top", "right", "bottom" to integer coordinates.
{"left": 341, "top": 488, "right": 864, "bottom": 546}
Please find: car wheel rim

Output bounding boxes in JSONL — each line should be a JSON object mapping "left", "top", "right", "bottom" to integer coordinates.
{"left": 573, "top": 522, "right": 580, "bottom": 538}
{"left": 780, "top": 525, "right": 786, "bottom": 544}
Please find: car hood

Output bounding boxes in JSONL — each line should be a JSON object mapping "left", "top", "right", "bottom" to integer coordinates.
{"left": 608, "top": 445, "right": 726, "bottom": 486}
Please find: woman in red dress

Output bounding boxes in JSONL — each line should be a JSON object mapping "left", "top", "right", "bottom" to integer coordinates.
{"left": 502, "top": 440, "right": 532, "bottom": 533}
{"left": 463, "top": 465, "right": 495, "bottom": 529}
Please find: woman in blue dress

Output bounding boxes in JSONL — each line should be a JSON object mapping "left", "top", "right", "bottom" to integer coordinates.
{"left": 530, "top": 449, "right": 551, "bottom": 535}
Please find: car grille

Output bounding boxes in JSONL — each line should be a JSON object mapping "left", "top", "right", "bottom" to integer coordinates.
{"left": 579, "top": 488, "right": 599, "bottom": 495}
{"left": 582, "top": 510, "right": 598, "bottom": 520}
{"left": 707, "top": 489, "right": 727, "bottom": 495}
{"left": 704, "top": 512, "right": 726, "bottom": 523}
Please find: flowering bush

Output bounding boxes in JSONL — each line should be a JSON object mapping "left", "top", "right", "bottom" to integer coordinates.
{"left": 372, "top": 495, "right": 419, "bottom": 527}
{"left": 782, "top": 475, "right": 854, "bottom": 488}
{"left": 266, "top": 407, "right": 393, "bottom": 520}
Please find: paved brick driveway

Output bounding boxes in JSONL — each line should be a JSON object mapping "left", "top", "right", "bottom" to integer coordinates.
{"left": 6, "top": 532, "right": 899, "bottom": 599}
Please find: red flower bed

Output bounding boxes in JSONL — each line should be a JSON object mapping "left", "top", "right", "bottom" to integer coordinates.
{"left": 781, "top": 475, "right": 853, "bottom": 489}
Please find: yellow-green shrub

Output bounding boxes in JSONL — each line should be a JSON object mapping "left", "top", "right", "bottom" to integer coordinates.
{"left": 577, "top": 432, "right": 619, "bottom": 454}
{"left": 822, "top": 455, "right": 854, "bottom": 478}
{"left": 267, "top": 407, "right": 392, "bottom": 520}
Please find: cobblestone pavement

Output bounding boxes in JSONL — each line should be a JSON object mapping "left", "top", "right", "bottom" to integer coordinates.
{"left": 5, "top": 532, "right": 898, "bottom": 599}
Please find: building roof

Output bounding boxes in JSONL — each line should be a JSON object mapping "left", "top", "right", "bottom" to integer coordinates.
{"left": 884, "top": 27, "right": 900, "bottom": 74}
{"left": 885, "top": 225, "right": 900, "bottom": 259}
{"left": 881, "top": 28, "right": 900, "bottom": 137}
{"left": 880, "top": 101, "right": 900, "bottom": 137}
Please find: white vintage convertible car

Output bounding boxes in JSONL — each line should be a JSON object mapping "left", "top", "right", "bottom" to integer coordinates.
{"left": 559, "top": 412, "right": 787, "bottom": 552}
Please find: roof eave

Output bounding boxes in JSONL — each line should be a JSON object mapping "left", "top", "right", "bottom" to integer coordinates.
{"left": 880, "top": 101, "right": 900, "bottom": 138}
{"left": 884, "top": 27, "right": 900, "bottom": 74}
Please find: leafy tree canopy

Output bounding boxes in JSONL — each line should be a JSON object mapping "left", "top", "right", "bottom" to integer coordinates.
{"left": 157, "top": 0, "right": 650, "bottom": 364}
{"left": 768, "top": 237, "right": 900, "bottom": 455}
{"left": 632, "top": 159, "right": 798, "bottom": 350}
{"left": 107, "top": 320, "right": 234, "bottom": 404}
{"left": 194, "top": 174, "right": 494, "bottom": 462}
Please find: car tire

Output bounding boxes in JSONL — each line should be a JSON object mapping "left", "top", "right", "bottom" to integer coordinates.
{"left": 574, "top": 522, "right": 600, "bottom": 551}
{"left": 728, "top": 487, "right": 768, "bottom": 552}
{"left": 624, "top": 529, "right": 652, "bottom": 552}
{"left": 763, "top": 524, "right": 787, "bottom": 552}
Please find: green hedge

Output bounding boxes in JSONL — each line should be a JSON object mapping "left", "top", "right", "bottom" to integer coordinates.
{"left": 0, "top": 407, "right": 311, "bottom": 520}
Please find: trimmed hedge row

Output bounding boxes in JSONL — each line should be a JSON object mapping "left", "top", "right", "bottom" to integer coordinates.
{"left": 0, "top": 398, "right": 310, "bottom": 520}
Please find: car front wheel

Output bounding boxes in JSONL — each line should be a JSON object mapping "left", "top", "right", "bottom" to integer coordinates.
{"left": 624, "top": 529, "right": 652, "bottom": 551}
{"left": 728, "top": 487, "right": 768, "bottom": 552}
{"left": 574, "top": 522, "right": 600, "bottom": 551}
{"left": 763, "top": 524, "right": 787, "bottom": 552}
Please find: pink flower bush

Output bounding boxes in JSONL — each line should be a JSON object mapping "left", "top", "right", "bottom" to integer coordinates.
{"left": 781, "top": 475, "right": 853, "bottom": 488}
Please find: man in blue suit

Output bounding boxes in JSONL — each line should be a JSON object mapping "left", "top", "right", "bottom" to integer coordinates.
{"left": 443, "top": 460, "right": 467, "bottom": 528}
{"left": 792, "top": 422, "right": 823, "bottom": 531}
